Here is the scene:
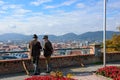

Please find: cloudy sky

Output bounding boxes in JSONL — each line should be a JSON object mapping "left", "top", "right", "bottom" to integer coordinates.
{"left": 0, "top": 0, "right": 120, "bottom": 35}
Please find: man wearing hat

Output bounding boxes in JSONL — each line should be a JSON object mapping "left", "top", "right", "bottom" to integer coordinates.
{"left": 29, "top": 34, "right": 42, "bottom": 75}
{"left": 43, "top": 35, "right": 53, "bottom": 73}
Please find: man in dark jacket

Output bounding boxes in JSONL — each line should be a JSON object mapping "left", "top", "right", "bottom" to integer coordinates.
{"left": 43, "top": 35, "right": 53, "bottom": 73}
{"left": 29, "top": 34, "right": 42, "bottom": 75}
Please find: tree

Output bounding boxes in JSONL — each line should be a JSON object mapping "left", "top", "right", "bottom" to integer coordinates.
{"left": 106, "top": 34, "right": 120, "bottom": 52}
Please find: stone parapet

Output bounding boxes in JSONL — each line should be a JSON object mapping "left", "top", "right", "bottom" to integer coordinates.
{"left": 0, "top": 53, "right": 120, "bottom": 75}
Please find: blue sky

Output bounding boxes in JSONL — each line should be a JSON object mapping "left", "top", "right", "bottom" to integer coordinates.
{"left": 0, "top": 0, "right": 120, "bottom": 35}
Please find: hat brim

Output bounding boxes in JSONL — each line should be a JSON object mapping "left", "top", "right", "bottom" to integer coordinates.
{"left": 43, "top": 37, "right": 46, "bottom": 39}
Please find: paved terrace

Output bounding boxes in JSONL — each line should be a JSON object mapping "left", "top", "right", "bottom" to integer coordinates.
{"left": 0, "top": 62, "right": 120, "bottom": 80}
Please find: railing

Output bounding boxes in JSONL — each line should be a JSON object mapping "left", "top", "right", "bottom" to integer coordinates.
{"left": 0, "top": 50, "right": 29, "bottom": 60}
{"left": 0, "top": 48, "right": 92, "bottom": 60}
{"left": 0, "top": 50, "right": 29, "bottom": 53}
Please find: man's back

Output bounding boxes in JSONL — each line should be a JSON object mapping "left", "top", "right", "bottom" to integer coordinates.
{"left": 28, "top": 34, "right": 42, "bottom": 75}
{"left": 29, "top": 40, "right": 42, "bottom": 57}
{"left": 45, "top": 40, "right": 53, "bottom": 52}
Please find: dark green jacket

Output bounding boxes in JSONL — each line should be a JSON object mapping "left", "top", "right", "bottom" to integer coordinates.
{"left": 43, "top": 40, "right": 53, "bottom": 57}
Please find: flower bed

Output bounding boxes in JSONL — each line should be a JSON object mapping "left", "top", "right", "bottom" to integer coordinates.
{"left": 25, "top": 71, "right": 76, "bottom": 80}
{"left": 25, "top": 76, "right": 76, "bottom": 80}
{"left": 96, "top": 66, "right": 120, "bottom": 80}
{"left": 114, "top": 76, "right": 120, "bottom": 80}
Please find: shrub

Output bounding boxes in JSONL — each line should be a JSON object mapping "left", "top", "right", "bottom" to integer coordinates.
{"left": 96, "top": 66, "right": 120, "bottom": 79}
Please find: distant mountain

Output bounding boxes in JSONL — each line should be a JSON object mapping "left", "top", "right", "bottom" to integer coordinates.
{"left": 57, "top": 33, "right": 78, "bottom": 41}
{"left": 0, "top": 33, "right": 27, "bottom": 40}
{"left": 0, "top": 31, "right": 119, "bottom": 42}
{"left": 79, "top": 31, "right": 119, "bottom": 41}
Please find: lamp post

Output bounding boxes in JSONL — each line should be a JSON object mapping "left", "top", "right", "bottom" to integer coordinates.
{"left": 103, "top": 0, "right": 107, "bottom": 67}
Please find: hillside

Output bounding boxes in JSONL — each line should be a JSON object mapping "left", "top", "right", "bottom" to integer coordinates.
{"left": 0, "top": 31, "right": 119, "bottom": 42}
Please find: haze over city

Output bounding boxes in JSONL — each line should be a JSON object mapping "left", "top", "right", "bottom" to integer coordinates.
{"left": 0, "top": 0, "right": 120, "bottom": 35}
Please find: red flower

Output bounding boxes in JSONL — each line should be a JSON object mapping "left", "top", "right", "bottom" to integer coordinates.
{"left": 96, "top": 66, "right": 120, "bottom": 79}
{"left": 24, "top": 75, "right": 76, "bottom": 80}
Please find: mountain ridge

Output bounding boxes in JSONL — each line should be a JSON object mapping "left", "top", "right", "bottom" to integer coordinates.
{"left": 0, "top": 31, "right": 119, "bottom": 42}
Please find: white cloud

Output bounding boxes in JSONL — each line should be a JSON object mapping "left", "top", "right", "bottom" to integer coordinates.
{"left": 1, "top": 4, "right": 22, "bottom": 10}
{"left": 30, "top": 0, "right": 52, "bottom": 6}
{"left": 76, "top": 3, "right": 85, "bottom": 9}
{"left": 60, "top": 0, "right": 77, "bottom": 6}
{"left": 0, "top": 8, "right": 103, "bottom": 35}
{"left": 107, "top": 12, "right": 120, "bottom": 31}
{"left": 9, "top": 4, "right": 22, "bottom": 9}
{"left": 44, "top": 0, "right": 77, "bottom": 9}
{"left": 0, "top": 3, "right": 31, "bottom": 17}
{"left": 0, "top": 0, "right": 4, "bottom": 5}
{"left": 0, "top": 10, "right": 5, "bottom": 14}
{"left": 1, "top": 6, "right": 9, "bottom": 10}
{"left": 44, "top": 5, "right": 56, "bottom": 9}
{"left": 108, "top": 1, "right": 120, "bottom": 9}
{"left": 0, "top": 0, "right": 119, "bottom": 35}
{"left": 13, "top": 8, "right": 31, "bottom": 15}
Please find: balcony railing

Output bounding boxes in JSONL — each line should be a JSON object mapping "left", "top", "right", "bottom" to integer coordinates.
{"left": 0, "top": 48, "right": 92, "bottom": 60}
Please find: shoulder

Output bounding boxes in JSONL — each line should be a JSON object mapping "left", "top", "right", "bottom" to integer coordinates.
{"left": 45, "top": 40, "right": 50, "bottom": 44}
{"left": 37, "top": 40, "right": 40, "bottom": 44}
{"left": 46, "top": 40, "right": 52, "bottom": 46}
{"left": 48, "top": 40, "right": 51, "bottom": 43}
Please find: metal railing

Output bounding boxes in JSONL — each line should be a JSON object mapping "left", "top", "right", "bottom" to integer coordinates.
{"left": 0, "top": 48, "right": 92, "bottom": 60}
{"left": 0, "top": 50, "right": 29, "bottom": 53}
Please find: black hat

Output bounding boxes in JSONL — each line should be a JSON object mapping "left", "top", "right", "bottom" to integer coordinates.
{"left": 33, "top": 34, "right": 38, "bottom": 38}
{"left": 43, "top": 35, "right": 48, "bottom": 39}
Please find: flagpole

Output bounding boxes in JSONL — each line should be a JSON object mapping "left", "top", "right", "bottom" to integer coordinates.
{"left": 103, "top": 0, "right": 107, "bottom": 67}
